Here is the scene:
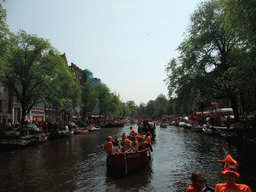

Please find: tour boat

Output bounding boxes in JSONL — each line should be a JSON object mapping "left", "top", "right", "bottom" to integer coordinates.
{"left": 106, "top": 149, "right": 151, "bottom": 175}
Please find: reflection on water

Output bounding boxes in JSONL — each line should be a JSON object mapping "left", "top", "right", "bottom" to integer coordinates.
{"left": 0, "top": 125, "right": 255, "bottom": 191}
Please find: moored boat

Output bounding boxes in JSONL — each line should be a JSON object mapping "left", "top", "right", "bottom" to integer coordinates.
{"left": 183, "top": 123, "right": 192, "bottom": 128}
{"left": 160, "top": 122, "right": 168, "bottom": 128}
{"left": 0, "top": 138, "right": 38, "bottom": 151}
{"left": 48, "top": 129, "right": 73, "bottom": 140}
{"left": 191, "top": 124, "right": 203, "bottom": 132}
{"left": 74, "top": 129, "right": 89, "bottom": 134}
{"left": 106, "top": 149, "right": 151, "bottom": 175}
{"left": 88, "top": 126, "right": 101, "bottom": 131}
{"left": 202, "top": 125, "right": 219, "bottom": 135}
{"left": 178, "top": 121, "right": 186, "bottom": 127}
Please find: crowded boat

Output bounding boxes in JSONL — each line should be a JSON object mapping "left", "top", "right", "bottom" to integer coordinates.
{"left": 104, "top": 126, "right": 153, "bottom": 175}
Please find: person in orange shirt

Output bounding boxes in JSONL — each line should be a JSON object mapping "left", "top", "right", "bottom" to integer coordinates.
{"left": 140, "top": 137, "right": 148, "bottom": 150}
{"left": 121, "top": 133, "right": 126, "bottom": 141}
{"left": 186, "top": 170, "right": 206, "bottom": 192}
{"left": 135, "top": 133, "right": 142, "bottom": 151}
{"left": 215, "top": 154, "right": 252, "bottom": 192}
{"left": 130, "top": 126, "right": 135, "bottom": 134}
{"left": 146, "top": 132, "right": 153, "bottom": 152}
{"left": 104, "top": 136, "right": 113, "bottom": 155}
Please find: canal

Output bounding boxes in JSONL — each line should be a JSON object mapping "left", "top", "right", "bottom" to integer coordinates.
{"left": 0, "top": 124, "right": 255, "bottom": 191}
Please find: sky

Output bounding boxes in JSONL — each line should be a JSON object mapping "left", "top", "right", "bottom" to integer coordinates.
{"left": 3, "top": 0, "right": 202, "bottom": 106}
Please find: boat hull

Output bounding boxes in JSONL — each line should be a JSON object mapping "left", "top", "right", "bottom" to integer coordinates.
{"left": 107, "top": 149, "right": 151, "bottom": 175}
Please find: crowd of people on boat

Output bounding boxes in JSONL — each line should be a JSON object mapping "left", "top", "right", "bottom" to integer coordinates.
{"left": 104, "top": 126, "right": 153, "bottom": 155}
{"left": 186, "top": 154, "right": 252, "bottom": 192}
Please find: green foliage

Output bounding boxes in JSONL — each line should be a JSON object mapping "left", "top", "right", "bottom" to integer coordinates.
{"left": 2, "top": 30, "right": 79, "bottom": 120}
{"left": 95, "top": 83, "right": 111, "bottom": 115}
{"left": 153, "top": 94, "right": 168, "bottom": 117}
{"left": 125, "top": 100, "right": 137, "bottom": 116}
{"left": 137, "top": 103, "right": 146, "bottom": 117}
{"left": 165, "top": 0, "right": 249, "bottom": 119}
{"left": 81, "top": 82, "right": 98, "bottom": 116}
{"left": 0, "top": 2, "right": 9, "bottom": 68}
{"left": 108, "top": 92, "right": 121, "bottom": 116}
{"left": 145, "top": 100, "right": 155, "bottom": 117}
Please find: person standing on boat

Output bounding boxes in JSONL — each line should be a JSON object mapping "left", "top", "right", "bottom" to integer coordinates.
{"left": 104, "top": 136, "right": 113, "bottom": 155}
{"left": 215, "top": 154, "right": 252, "bottom": 192}
{"left": 121, "top": 133, "right": 126, "bottom": 141}
{"left": 135, "top": 132, "right": 142, "bottom": 151}
{"left": 186, "top": 170, "right": 206, "bottom": 192}
{"left": 146, "top": 132, "right": 153, "bottom": 152}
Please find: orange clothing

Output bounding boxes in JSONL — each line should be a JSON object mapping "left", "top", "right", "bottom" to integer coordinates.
{"left": 104, "top": 141, "right": 113, "bottom": 154}
{"left": 146, "top": 136, "right": 151, "bottom": 145}
{"left": 130, "top": 128, "right": 135, "bottom": 134}
{"left": 136, "top": 135, "right": 142, "bottom": 146}
{"left": 186, "top": 184, "right": 203, "bottom": 192}
{"left": 215, "top": 183, "right": 252, "bottom": 192}
{"left": 122, "top": 135, "right": 126, "bottom": 141}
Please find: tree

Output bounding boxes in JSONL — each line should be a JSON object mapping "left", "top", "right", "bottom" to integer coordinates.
{"left": 2, "top": 30, "right": 76, "bottom": 123}
{"left": 125, "top": 100, "right": 137, "bottom": 117}
{"left": 145, "top": 100, "right": 155, "bottom": 117}
{"left": 223, "top": 0, "right": 256, "bottom": 112}
{"left": 0, "top": 1, "right": 9, "bottom": 68}
{"left": 81, "top": 82, "right": 98, "bottom": 120}
{"left": 45, "top": 53, "right": 80, "bottom": 118}
{"left": 153, "top": 94, "right": 168, "bottom": 117}
{"left": 166, "top": 0, "right": 243, "bottom": 121}
{"left": 108, "top": 92, "right": 121, "bottom": 116}
{"left": 95, "top": 83, "right": 110, "bottom": 115}
{"left": 137, "top": 102, "right": 146, "bottom": 117}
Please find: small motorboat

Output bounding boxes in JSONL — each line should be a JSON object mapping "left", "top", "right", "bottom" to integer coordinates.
{"left": 160, "top": 122, "right": 167, "bottom": 128}
{"left": 88, "top": 126, "right": 101, "bottom": 131}
{"left": 183, "top": 123, "right": 192, "bottom": 128}
{"left": 73, "top": 129, "right": 89, "bottom": 134}
{"left": 191, "top": 124, "right": 203, "bottom": 132}
{"left": 48, "top": 129, "right": 73, "bottom": 140}
{"left": 202, "top": 125, "right": 219, "bottom": 135}
{"left": 178, "top": 122, "right": 186, "bottom": 127}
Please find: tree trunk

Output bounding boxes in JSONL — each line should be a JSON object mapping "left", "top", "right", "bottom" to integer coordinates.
{"left": 229, "top": 92, "right": 240, "bottom": 122}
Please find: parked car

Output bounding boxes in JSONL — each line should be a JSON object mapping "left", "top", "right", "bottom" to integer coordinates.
{"left": 27, "top": 124, "right": 42, "bottom": 134}
{"left": 0, "top": 126, "right": 20, "bottom": 139}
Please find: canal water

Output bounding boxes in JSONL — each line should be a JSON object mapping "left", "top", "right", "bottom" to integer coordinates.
{"left": 0, "top": 124, "right": 255, "bottom": 192}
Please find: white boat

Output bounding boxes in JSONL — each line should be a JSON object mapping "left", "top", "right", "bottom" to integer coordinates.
{"left": 202, "top": 125, "right": 219, "bottom": 135}
{"left": 183, "top": 123, "right": 192, "bottom": 128}
{"left": 191, "top": 124, "right": 203, "bottom": 132}
{"left": 178, "top": 122, "right": 186, "bottom": 127}
{"left": 88, "top": 127, "right": 101, "bottom": 131}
